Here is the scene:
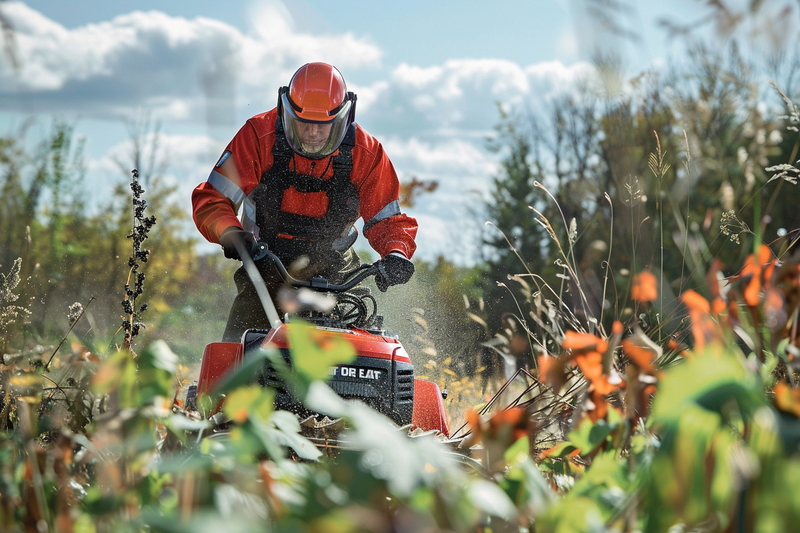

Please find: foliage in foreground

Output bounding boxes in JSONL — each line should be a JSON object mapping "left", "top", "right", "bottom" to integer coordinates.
{"left": 1, "top": 234, "right": 800, "bottom": 532}
{"left": 529, "top": 243, "right": 800, "bottom": 532}
{"left": 1, "top": 26, "right": 800, "bottom": 533}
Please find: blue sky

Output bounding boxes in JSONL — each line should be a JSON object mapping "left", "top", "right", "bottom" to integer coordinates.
{"left": 0, "top": 0, "right": 738, "bottom": 264}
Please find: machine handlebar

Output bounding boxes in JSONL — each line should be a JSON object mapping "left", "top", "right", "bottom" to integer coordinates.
{"left": 251, "top": 242, "right": 379, "bottom": 293}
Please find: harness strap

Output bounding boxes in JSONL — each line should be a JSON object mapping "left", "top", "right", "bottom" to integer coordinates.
{"left": 251, "top": 116, "right": 359, "bottom": 264}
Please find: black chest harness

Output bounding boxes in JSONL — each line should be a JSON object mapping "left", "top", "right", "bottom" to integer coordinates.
{"left": 249, "top": 117, "right": 359, "bottom": 265}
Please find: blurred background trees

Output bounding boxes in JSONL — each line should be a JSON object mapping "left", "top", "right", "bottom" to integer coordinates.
{"left": 0, "top": 3, "right": 799, "bottom": 531}
{"left": 0, "top": 120, "right": 236, "bottom": 359}
{"left": 0, "top": 1, "right": 798, "bottom": 376}
{"left": 479, "top": 41, "right": 800, "bottom": 347}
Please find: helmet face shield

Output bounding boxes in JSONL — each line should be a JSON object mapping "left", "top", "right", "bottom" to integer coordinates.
{"left": 281, "top": 91, "right": 353, "bottom": 159}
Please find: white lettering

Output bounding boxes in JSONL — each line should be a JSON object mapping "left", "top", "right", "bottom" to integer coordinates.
{"left": 330, "top": 366, "right": 383, "bottom": 380}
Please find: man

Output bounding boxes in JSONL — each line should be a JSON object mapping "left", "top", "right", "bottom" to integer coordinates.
{"left": 192, "top": 62, "right": 418, "bottom": 341}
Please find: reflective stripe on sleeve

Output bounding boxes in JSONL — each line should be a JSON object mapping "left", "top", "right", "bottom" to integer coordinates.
{"left": 207, "top": 170, "right": 245, "bottom": 209}
{"left": 364, "top": 200, "right": 401, "bottom": 231}
{"left": 242, "top": 196, "right": 258, "bottom": 238}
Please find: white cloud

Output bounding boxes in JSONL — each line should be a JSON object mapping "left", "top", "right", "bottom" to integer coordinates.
{"left": 352, "top": 59, "right": 595, "bottom": 263}
{"left": 407, "top": 213, "right": 465, "bottom": 262}
{"left": 88, "top": 132, "right": 218, "bottom": 215}
{"left": 376, "top": 136, "right": 498, "bottom": 263}
{"left": 382, "top": 137, "right": 496, "bottom": 180}
{"left": 360, "top": 59, "right": 530, "bottom": 139}
{"left": 358, "top": 58, "right": 594, "bottom": 142}
{"left": 0, "top": 2, "right": 381, "bottom": 122}
{"left": 1, "top": 3, "right": 599, "bottom": 265}
{"left": 555, "top": 26, "right": 579, "bottom": 60}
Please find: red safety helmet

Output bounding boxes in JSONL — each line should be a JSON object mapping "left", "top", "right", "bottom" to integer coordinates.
{"left": 278, "top": 62, "right": 357, "bottom": 159}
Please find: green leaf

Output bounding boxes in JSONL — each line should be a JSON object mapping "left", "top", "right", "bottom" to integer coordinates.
{"left": 141, "top": 509, "right": 266, "bottom": 533}
{"left": 340, "top": 401, "right": 463, "bottom": 497}
{"left": 503, "top": 434, "right": 531, "bottom": 465}
{"left": 503, "top": 436, "right": 555, "bottom": 515}
{"left": 165, "top": 413, "right": 212, "bottom": 432}
{"left": 138, "top": 341, "right": 180, "bottom": 404}
{"left": 74, "top": 514, "right": 98, "bottom": 533}
{"left": 139, "top": 340, "right": 179, "bottom": 374}
{"left": 304, "top": 381, "right": 350, "bottom": 419}
{"left": 652, "top": 347, "right": 765, "bottom": 423}
{"left": 210, "top": 346, "right": 277, "bottom": 397}
{"left": 568, "top": 419, "right": 614, "bottom": 455}
{"left": 571, "top": 450, "right": 628, "bottom": 498}
{"left": 542, "top": 441, "right": 578, "bottom": 459}
{"left": 260, "top": 410, "right": 322, "bottom": 461}
{"left": 539, "top": 495, "right": 606, "bottom": 533}
{"left": 222, "top": 385, "right": 274, "bottom": 424}
{"left": 468, "top": 478, "right": 518, "bottom": 520}
{"left": 761, "top": 351, "right": 779, "bottom": 385}
{"left": 710, "top": 432, "right": 740, "bottom": 512}
{"left": 286, "top": 321, "right": 356, "bottom": 382}
{"left": 92, "top": 349, "right": 137, "bottom": 407}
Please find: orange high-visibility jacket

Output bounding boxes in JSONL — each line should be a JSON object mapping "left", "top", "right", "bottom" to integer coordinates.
{"left": 192, "top": 108, "right": 418, "bottom": 259}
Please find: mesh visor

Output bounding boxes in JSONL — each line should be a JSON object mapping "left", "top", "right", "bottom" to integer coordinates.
{"left": 281, "top": 92, "right": 352, "bottom": 159}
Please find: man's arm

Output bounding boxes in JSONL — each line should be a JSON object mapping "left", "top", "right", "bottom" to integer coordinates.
{"left": 354, "top": 132, "right": 418, "bottom": 259}
{"left": 192, "top": 119, "right": 267, "bottom": 243}
{"left": 191, "top": 156, "right": 246, "bottom": 244}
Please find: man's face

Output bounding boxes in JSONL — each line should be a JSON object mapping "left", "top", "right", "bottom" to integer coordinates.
{"left": 296, "top": 121, "right": 332, "bottom": 153}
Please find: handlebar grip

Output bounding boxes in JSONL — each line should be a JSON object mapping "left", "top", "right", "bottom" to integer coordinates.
{"left": 235, "top": 239, "right": 282, "bottom": 328}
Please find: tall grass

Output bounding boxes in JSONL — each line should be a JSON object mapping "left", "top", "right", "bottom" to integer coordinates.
{"left": 1, "top": 66, "right": 800, "bottom": 533}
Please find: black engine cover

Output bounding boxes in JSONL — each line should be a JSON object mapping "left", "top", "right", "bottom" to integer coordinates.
{"left": 244, "top": 330, "right": 414, "bottom": 426}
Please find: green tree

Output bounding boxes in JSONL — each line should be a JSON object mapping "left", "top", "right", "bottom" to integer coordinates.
{"left": 481, "top": 44, "right": 800, "bottom": 340}
{"left": 0, "top": 120, "right": 225, "bottom": 360}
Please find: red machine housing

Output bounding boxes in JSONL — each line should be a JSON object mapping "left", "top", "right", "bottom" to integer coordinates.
{"left": 197, "top": 342, "right": 243, "bottom": 395}
{"left": 411, "top": 379, "right": 450, "bottom": 435}
{"left": 196, "top": 323, "right": 449, "bottom": 436}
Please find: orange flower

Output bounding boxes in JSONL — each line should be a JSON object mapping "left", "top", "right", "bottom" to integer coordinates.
{"left": 764, "top": 288, "right": 785, "bottom": 329}
{"left": 681, "top": 289, "right": 710, "bottom": 314}
{"left": 463, "top": 408, "right": 483, "bottom": 447}
{"left": 762, "top": 249, "right": 777, "bottom": 286}
{"left": 588, "top": 389, "right": 609, "bottom": 422}
{"left": 575, "top": 351, "right": 614, "bottom": 395}
{"left": 537, "top": 353, "right": 567, "bottom": 392}
{"left": 735, "top": 245, "right": 776, "bottom": 308}
{"left": 622, "top": 339, "right": 654, "bottom": 371}
{"left": 681, "top": 290, "right": 720, "bottom": 349}
{"left": 466, "top": 408, "right": 480, "bottom": 431}
{"left": 489, "top": 407, "right": 528, "bottom": 441}
{"left": 743, "top": 265, "right": 761, "bottom": 308}
{"left": 562, "top": 330, "right": 608, "bottom": 354}
{"left": 706, "top": 260, "right": 724, "bottom": 298}
{"left": 705, "top": 260, "right": 727, "bottom": 315}
{"left": 667, "top": 338, "right": 690, "bottom": 358}
{"left": 758, "top": 243, "right": 772, "bottom": 267}
{"left": 575, "top": 351, "right": 602, "bottom": 378}
{"left": 537, "top": 353, "right": 554, "bottom": 377}
{"left": 727, "top": 299, "right": 741, "bottom": 322}
{"left": 774, "top": 382, "right": 800, "bottom": 417}
{"left": 538, "top": 444, "right": 559, "bottom": 460}
{"left": 631, "top": 269, "right": 658, "bottom": 303}
{"left": 667, "top": 338, "right": 680, "bottom": 351}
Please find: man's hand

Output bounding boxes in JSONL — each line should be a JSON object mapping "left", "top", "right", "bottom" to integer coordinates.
{"left": 375, "top": 252, "right": 415, "bottom": 292}
{"left": 219, "top": 227, "right": 256, "bottom": 260}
